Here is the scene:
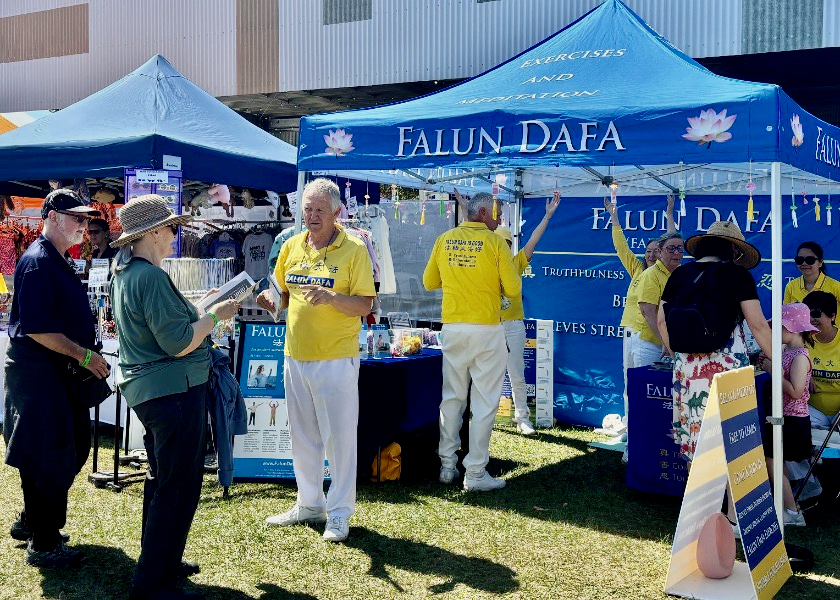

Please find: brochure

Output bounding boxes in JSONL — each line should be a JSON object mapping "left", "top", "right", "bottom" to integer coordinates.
{"left": 196, "top": 271, "right": 258, "bottom": 314}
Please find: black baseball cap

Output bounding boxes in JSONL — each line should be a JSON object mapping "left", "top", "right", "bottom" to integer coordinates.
{"left": 41, "top": 189, "right": 101, "bottom": 219}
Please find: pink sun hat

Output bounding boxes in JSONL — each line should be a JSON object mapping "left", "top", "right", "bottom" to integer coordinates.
{"left": 782, "top": 302, "right": 819, "bottom": 333}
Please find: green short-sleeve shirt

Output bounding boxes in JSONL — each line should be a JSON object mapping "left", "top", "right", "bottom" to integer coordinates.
{"left": 110, "top": 258, "right": 210, "bottom": 407}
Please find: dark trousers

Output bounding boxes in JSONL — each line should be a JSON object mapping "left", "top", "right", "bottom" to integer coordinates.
{"left": 20, "top": 406, "right": 91, "bottom": 550}
{"left": 132, "top": 384, "right": 207, "bottom": 593}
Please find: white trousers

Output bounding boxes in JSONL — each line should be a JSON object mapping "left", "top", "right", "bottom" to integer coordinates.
{"left": 622, "top": 329, "right": 662, "bottom": 422}
{"left": 503, "top": 319, "right": 529, "bottom": 421}
{"left": 284, "top": 356, "right": 359, "bottom": 519}
{"left": 439, "top": 323, "right": 507, "bottom": 475}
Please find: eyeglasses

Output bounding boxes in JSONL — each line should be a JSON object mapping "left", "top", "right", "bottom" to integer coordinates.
{"left": 169, "top": 224, "right": 180, "bottom": 235}
{"left": 663, "top": 245, "right": 685, "bottom": 254}
{"left": 811, "top": 309, "right": 825, "bottom": 319}
{"left": 58, "top": 211, "right": 88, "bottom": 224}
{"left": 794, "top": 255, "right": 819, "bottom": 266}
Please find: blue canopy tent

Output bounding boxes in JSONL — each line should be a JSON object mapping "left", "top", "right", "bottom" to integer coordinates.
{"left": 0, "top": 55, "right": 298, "bottom": 192}
{"left": 297, "top": 0, "right": 840, "bottom": 551}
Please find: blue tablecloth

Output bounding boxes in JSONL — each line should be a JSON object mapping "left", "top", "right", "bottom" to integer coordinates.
{"left": 357, "top": 348, "right": 442, "bottom": 476}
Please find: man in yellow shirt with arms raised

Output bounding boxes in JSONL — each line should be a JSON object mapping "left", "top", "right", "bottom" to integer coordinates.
{"left": 424, "top": 192, "right": 520, "bottom": 492}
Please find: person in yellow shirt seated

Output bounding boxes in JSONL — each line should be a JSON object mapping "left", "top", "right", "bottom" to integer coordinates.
{"left": 784, "top": 241, "right": 840, "bottom": 306}
{"left": 495, "top": 191, "right": 560, "bottom": 436}
{"left": 424, "top": 192, "right": 520, "bottom": 492}
{"left": 802, "top": 291, "right": 840, "bottom": 428}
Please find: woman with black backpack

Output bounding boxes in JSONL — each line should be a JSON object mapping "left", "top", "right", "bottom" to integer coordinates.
{"left": 656, "top": 221, "right": 772, "bottom": 464}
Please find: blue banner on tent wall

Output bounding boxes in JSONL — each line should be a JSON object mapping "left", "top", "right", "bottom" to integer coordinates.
{"left": 521, "top": 194, "right": 840, "bottom": 427}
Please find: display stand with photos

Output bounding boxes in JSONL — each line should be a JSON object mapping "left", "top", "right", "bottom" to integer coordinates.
{"left": 233, "top": 320, "right": 329, "bottom": 481}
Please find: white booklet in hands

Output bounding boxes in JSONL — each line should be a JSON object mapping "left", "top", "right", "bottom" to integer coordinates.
{"left": 196, "top": 271, "right": 258, "bottom": 315}
{"left": 265, "top": 273, "right": 285, "bottom": 323}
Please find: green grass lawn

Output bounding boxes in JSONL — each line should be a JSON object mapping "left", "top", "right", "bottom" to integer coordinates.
{"left": 1, "top": 425, "right": 838, "bottom": 599}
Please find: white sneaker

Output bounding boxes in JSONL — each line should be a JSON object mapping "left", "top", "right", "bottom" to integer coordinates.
{"left": 439, "top": 466, "right": 458, "bottom": 484}
{"left": 515, "top": 420, "right": 536, "bottom": 436}
{"left": 783, "top": 509, "right": 806, "bottom": 527}
{"left": 265, "top": 504, "right": 327, "bottom": 526}
{"left": 463, "top": 470, "right": 506, "bottom": 492}
{"left": 323, "top": 515, "right": 349, "bottom": 542}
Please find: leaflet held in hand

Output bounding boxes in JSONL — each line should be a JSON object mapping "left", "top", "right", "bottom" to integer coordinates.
{"left": 196, "top": 271, "right": 258, "bottom": 314}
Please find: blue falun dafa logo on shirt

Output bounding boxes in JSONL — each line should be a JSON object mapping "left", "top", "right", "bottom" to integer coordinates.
{"left": 286, "top": 274, "right": 335, "bottom": 288}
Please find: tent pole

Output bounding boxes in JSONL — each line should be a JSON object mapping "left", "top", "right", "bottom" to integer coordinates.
{"left": 770, "top": 162, "right": 784, "bottom": 530}
{"left": 294, "top": 171, "right": 306, "bottom": 234}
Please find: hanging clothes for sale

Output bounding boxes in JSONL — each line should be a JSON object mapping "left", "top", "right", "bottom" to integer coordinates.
{"left": 364, "top": 209, "right": 396, "bottom": 294}
{"left": 242, "top": 229, "right": 274, "bottom": 280}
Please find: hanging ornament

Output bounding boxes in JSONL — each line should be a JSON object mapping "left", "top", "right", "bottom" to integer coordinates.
{"left": 609, "top": 182, "right": 618, "bottom": 205}
{"left": 745, "top": 181, "right": 757, "bottom": 221}
{"left": 791, "top": 181, "right": 799, "bottom": 228}
{"left": 802, "top": 190, "right": 809, "bottom": 204}
{"left": 446, "top": 201, "right": 452, "bottom": 219}
{"left": 392, "top": 184, "right": 400, "bottom": 220}
{"left": 345, "top": 180, "right": 351, "bottom": 202}
{"left": 828, "top": 184, "right": 833, "bottom": 226}
{"left": 439, "top": 188, "right": 445, "bottom": 216}
{"left": 421, "top": 200, "right": 426, "bottom": 225}
{"left": 814, "top": 197, "right": 821, "bottom": 222}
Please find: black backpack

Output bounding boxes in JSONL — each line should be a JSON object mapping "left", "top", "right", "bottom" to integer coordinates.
{"left": 664, "top": 263, "right": 738, "bottom": 354}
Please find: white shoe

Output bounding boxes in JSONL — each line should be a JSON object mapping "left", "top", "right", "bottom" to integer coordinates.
{"left": 265, "top": 504, "right": 327, "bottom": 526}
{"left": 515, "top": 420, "right": 536, "bottom": 436}
{"left": 783, "top": 509, "right": 806, "bottom": 527}
{"left": 439, "top": 466, "right": 458, "bottom": 484}
{"left": 463, "top": 470, "right": 506, "bottom": 492}
{"left": 323, "top": 515, "right": 349, "bottom": 542}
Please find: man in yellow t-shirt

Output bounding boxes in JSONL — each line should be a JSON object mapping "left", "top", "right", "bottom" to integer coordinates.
{"left": 424, "top": 192, "right": 520, "bottom": 492}
{"left": 627, "top": 233, "right": 684, "bottom": 365}
{"left": 496, "top": 191, "right": 560, "bottom": 436}
{"left": 259, "top": 178, "right": 375, "bottom": 543}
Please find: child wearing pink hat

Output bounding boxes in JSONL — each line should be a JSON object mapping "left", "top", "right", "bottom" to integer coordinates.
{"left": 759, "top": 302, "right": 818, "bottom": 526}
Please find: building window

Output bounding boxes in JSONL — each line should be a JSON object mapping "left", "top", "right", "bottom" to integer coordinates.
{"left": 323, "top": 0, "right": 372, "bottom": 25}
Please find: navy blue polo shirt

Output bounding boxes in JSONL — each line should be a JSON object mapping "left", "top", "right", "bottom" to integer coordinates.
{"left": 8, "top": 235, "right": 96, "bottom": 357}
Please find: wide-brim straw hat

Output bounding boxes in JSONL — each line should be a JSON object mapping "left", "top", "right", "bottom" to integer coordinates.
{"left": 111, "top": 194, "right": 193, "bottom": 247}
{"left": 684, "top": 220, "right": 761, "bottom": 270}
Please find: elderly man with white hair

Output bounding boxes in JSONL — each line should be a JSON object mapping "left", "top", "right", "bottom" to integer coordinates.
{"left": 424, "top": 192, "right": 521, "bottom": 491}
{"left": 259, "top": 178, "right": 375, "bottom": 542}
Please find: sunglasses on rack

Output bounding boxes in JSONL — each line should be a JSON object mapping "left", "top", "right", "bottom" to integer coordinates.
{"left": 794, "top": 255, "right": 819, "bottom": 265}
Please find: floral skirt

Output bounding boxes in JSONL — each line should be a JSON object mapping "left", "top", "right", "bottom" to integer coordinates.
{"left": 672, "top": 324, "right": 750, "bottom": 462}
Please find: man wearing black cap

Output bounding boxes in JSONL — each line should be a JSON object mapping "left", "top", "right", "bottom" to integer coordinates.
{"left": 3, "top": 189, "right": 111, "bottom": 568}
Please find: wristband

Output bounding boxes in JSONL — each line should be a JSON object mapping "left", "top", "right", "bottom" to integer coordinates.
{"left": 80, "top": 348, "right": 92, "bottom": 368}
{"left": 208, "top": 312, "right": 220, "bottom": 327}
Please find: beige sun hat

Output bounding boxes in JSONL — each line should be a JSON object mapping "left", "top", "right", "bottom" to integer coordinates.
{"left": 110, "top": 194, "right": 193, "bottom": 247}
{"left": 684, "top": 220, "right": 761, "bottom": 270}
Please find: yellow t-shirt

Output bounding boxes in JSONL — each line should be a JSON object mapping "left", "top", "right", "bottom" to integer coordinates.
{"left": 423, "top": 222, "right": 521, "bottom": 325}
{"left": 628, "top": 259, "right": 670, "bottom": 344}
{"left": 810, "top": 329, "right": 840, "bottom": 416}
{"left": 783, "top": 272, "right": 840, "bottom": 305}
{"left": 275, "top": 226, "right": 376, "bottom": 361}
{"left": 612, "top": 225, "right": 645, "bottom": 328}
{"left": 502, "top": 250, "right": 530, "bottom": 322}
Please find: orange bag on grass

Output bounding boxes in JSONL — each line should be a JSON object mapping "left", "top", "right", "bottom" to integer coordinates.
{"left": 370, "top": 442, "right": 401, "bottom": 482}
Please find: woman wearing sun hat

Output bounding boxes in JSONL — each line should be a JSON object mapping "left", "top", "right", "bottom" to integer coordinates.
{"left": 109, "top": 195, "right": 239, "bottom": 600}
{"left": 783, "top": 241, "right": 840, "bottom": 305}
{"left": 657, "top": 220, "right": 773, "bottom": 464}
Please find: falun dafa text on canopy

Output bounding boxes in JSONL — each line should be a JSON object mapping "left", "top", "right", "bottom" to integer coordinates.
{"left": 682, "top": 108, "right": 737, "bottom": 147}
